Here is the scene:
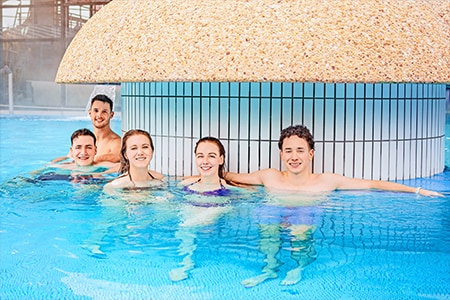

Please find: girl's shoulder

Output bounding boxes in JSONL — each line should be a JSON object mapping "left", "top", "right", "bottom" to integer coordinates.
{"left": 108, "top": 173, "right": 130, "bottom": 186}
{"left": 149, "top": 170, "right": 165, "bottom": 180}
{"left": 178, "top": 176, "right": 199, "bottom": 187}
{"left": 103, "top": 174, "right": 131, "bottom": 193}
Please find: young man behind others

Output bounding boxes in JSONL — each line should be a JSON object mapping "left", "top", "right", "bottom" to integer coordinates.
{"left": 52, "top": 94, "right": 121, "bottom": 164}
{"left": 88, "top": 94, "right": 121, "bottom": 163}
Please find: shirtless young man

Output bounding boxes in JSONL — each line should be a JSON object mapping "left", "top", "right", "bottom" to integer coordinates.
{"left": 88, "top": 94, "right": 121, "bottom": 163}
{"left": 226, "top": 125, "right": 442, "bottom": 288}
{"left": 225, "top": 125, "right": 442, "bottom": 197}
{"left": 52, "top": 94, "right": 121, "bottom": 164}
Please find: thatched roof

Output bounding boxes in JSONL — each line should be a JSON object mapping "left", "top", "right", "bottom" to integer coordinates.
{"left": 56, "top": 0, "right": 450, "bottom": 83}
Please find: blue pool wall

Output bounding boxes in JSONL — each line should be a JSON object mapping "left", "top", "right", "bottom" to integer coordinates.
{"left": 121, "top": 82, "right": 446, "bottom": 180}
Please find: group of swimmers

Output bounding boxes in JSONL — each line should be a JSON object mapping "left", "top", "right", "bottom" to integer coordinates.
{"left": 49, "top": 93, "right": 442, "bottom": 197}
{"left": 41, "top": 93, "right": 443, "bottom": 286}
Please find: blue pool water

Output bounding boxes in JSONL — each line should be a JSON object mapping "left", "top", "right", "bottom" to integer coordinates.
{"left": 0, "top": 115, "right": 449, "bottom": 299}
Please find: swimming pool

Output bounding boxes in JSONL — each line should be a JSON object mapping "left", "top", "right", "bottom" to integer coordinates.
{"left": 1, "top": 115, "right": 449, "bottom": 299}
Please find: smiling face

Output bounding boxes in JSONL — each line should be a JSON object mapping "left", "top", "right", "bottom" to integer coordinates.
{"left": 195, "top": 141, "right": 224, "bottom": 178}
{"left": 88, "top": 100, "right": 114, "bottom": 130}
{"left": 70, "top": 135, "right": 97, "bottom": 166}
{"left": 124, "top": 134, "right": 153, "bottom": 170}
{"left": 280, "top": 135, "right": 314, "bottom": 174}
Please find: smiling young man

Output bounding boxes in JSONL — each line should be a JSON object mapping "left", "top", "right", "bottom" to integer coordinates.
{"left": 35, "top": 129, "right": 118, "bottom": 182}
{"left": 225, "top": 125, "right": 442, "bottom": 196}
{"left": 55, "top": 128, "right": 116, "bottom": 171}
{"left": 88, "top": 94, "right": 121, "bottom": 163}
{"left": 70, "top": 128, "right": 97, "bottom": 167}
{"left": 52, "top": 94, "right": 121, "bottom": 164}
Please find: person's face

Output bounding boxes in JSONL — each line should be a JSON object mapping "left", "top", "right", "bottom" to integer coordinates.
{"left": 125, "top": 134, "right": 153, "bottom": 169}
{"left": 70, "top": 135, "right": 97, "bottom": 166}
{"left": 280, "top": 135, "right": 314, "bottom": 174}
{"left": 88, "top": 100, "right": 114, "bottom": 129}
{"left": 195, "top": 141, "right": 224, "bottom": 178}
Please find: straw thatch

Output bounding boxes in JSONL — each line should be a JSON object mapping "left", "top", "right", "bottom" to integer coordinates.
{"left": 56, "top": 0, "right": 450, "bottom": 83}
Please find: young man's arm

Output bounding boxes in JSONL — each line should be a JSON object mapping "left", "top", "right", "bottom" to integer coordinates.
{"left": 94, "top": 153, "right": 120, "bottom": 163}
{"left": 97, "top": 162, "right": 120, "bottom": 174}
{"left": 224, "top": 168, "right": 280, "bottom": 186}
{"left": 328, "top": 173, "right": 443, "bottom": 196}
{"left": 51, "top": 151, "right": 71, "bottom": 163}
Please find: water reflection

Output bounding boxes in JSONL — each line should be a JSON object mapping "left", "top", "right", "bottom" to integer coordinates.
{"left": 169, "top": 193, "right": 233, "bottom": 281}
{"left": 242, "top": 192, "right": 325, "bottom": 287}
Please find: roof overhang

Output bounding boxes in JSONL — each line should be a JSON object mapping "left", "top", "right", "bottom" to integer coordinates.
{"left": 56, "top": 0, "right": 450, "bottom": 84}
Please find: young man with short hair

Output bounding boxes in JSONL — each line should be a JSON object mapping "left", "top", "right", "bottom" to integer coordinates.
{"left": 88, "top": 94, "right": 121, "bottom": 163}
{"left": 226, "top": 125, "right": 442, "bottom": 197}
{"left": 52, "top": 94, "right": 121, "bottom": 164}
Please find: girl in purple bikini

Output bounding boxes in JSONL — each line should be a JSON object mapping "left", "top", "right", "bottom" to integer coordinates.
{"left": 179, "top": 136, "right": 232, "bottom": 197}
{"left": 171, "top": 137, "right": 237, "bottom": 282}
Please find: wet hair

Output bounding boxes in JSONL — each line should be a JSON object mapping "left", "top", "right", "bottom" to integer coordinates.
{"left": 119, "top": 129, "right": 154, "bottom": 174}
{"left": 278, "top": 125, "right": 315, "bottom": 150}
{"left": 90, "top": 94, "right": 113, "bottom": 111}
{"left": 194, "top": 137, "right": 226, "bottom": 179}
{"left": 71, "top": 128, "right": 96, "bottom": 146}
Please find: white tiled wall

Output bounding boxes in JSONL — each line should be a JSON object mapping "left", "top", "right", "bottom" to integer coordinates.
{"left": 121, "top": 82, "right": 446, "bottom": 180}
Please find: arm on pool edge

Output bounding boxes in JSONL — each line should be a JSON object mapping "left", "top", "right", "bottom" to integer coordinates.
{"left": 329, "top": 173, "right": 444, "bottom": 197}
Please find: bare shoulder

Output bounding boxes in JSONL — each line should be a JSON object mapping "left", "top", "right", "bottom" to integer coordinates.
{"left": 258, "top": 168, "right": 283, "bottom": 179}
{"left": 110, "top": 132, "right": 121, "bottom": 144}
{"left": 310, "top": 172, "right": 346, "bottom": 189}
{"left": 226, "top": 168, "right": 281, "bottom": 186}
{"left": 149, "top": 170, "right": 165, "bottom": 181}
{"left": 109, "top": 174, "right": 129, "bottom": 186}
{"left": 102, "top": 130, "right": 121, "bottom": 144}
{"left": 254, "top": 168, "right": 286, "bottom": 188}
{"left": 112, "top": 132, "right": 121, "bottom": 140}
{"left": 260, "top": 168, "right": 282, "bottom": 175}
{"left": 178, "top": 176, "right": 199, "bottom": 186}
{"left": 103, "top": 174, "right": 128, "bottom": 191}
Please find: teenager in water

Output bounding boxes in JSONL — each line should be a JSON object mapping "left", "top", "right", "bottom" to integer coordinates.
{"left": 52, "top": 94, "right": 121, "bottom": 164}
{"left": 103, "top": 129, "right": 164, "bottom": 191}
{"left": 224, "top": 124, "right": 442, "bottom": 287}
{"left": 225, "top": 125, "right": 442, "bottom": 196}
{"left": 179, "top": 136, "right": 233, "bottom": 196}
{"left": 86, "top": 130, "right": 166, "bottom": 255}
{"left": 36, "top": 128, "right": 117, "bottom": 183}
{"left": 171, "top": 137, "right": 236, "bottom": 282}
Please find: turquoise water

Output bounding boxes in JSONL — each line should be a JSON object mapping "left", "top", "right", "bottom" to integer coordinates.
{"left": 0, "top": 115, "right": 449, "bottom": 299}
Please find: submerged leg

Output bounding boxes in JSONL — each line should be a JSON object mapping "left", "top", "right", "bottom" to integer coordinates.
{"left": 82, "top": 196, "right": 131, "bottom": 257}
{"left": 280, "top": 224, "right": 316, "bottom": 286}
{"left": 81, "top": 243, "right": 105, "bottom": 256}
{"left": 81, "top": 219, "right": 112, "bottom": 257}
{"left": 241, "top": 224, "right": 282, "bottom": 288}
{"left": 169, "top": 228, "right": 197, "bottom": 282}
{"left": 241, "top": 272, "right": 278, "bottom": 288}
{"left": 281, "top": 267, "right": 303, "bottom": 286}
